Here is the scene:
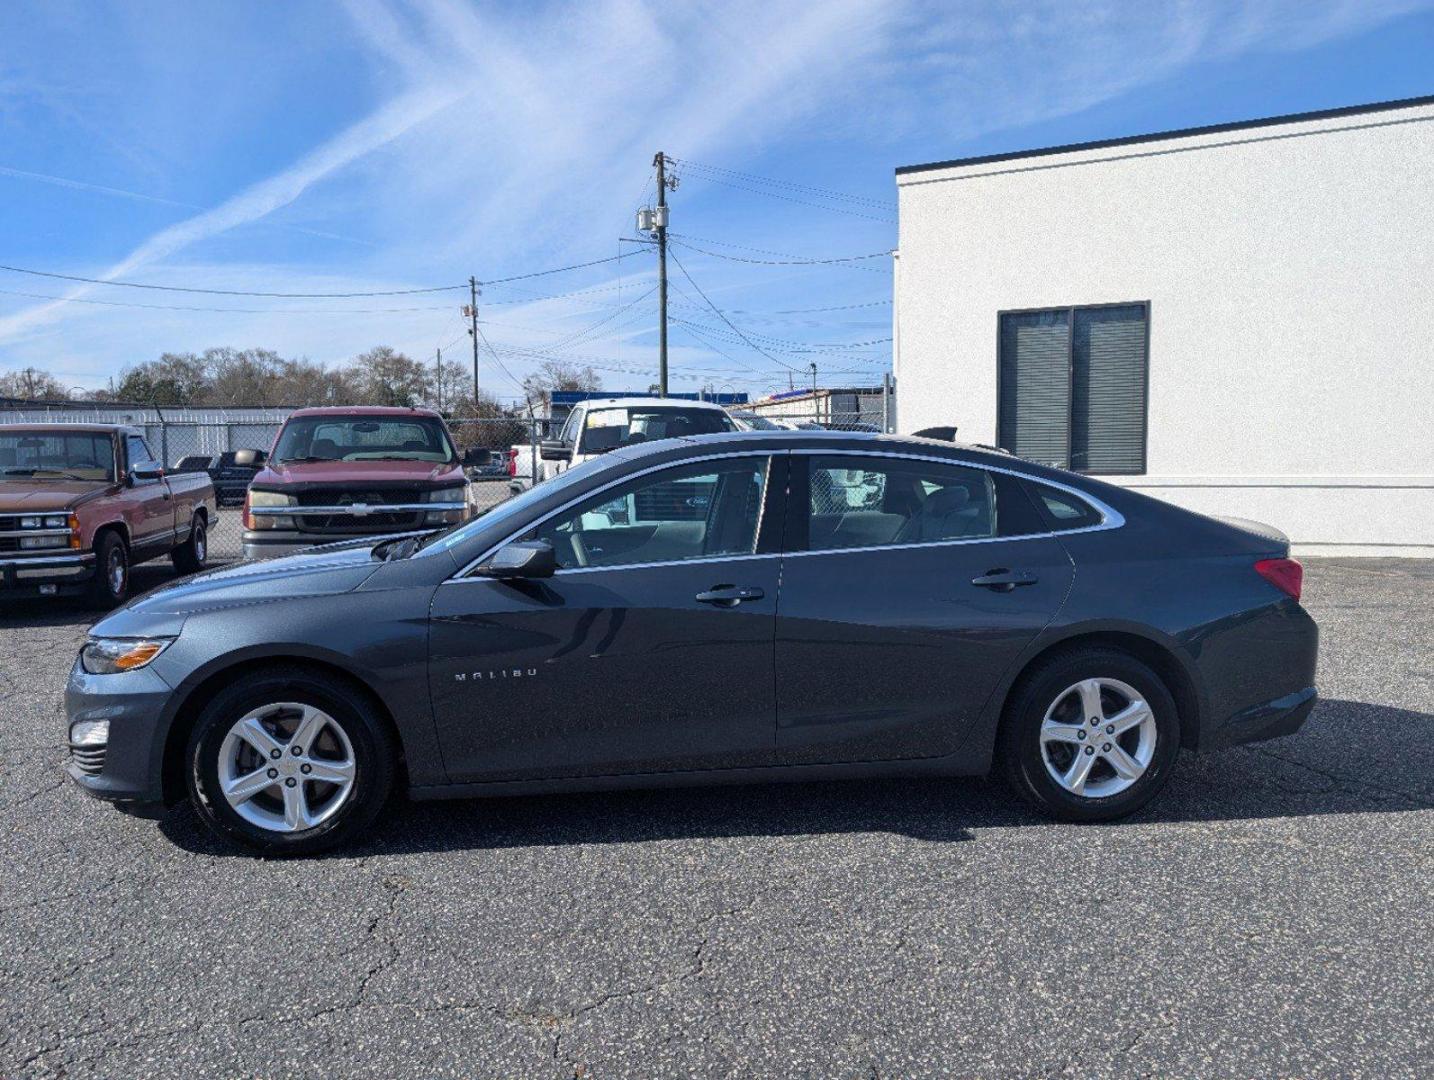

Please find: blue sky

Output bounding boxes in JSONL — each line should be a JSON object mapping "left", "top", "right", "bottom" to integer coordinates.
{"left": 1, "top": 0, "right": 1431, "bottom": 400}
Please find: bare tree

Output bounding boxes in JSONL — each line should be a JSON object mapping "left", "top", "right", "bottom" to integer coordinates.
{"left": 0, "top": 367, "right": 69, "bottom": 400}
{"left": 349, "top": 346, "right": 429, "bottom": 407}
{"left": 520, "top": 358, "right": 601, "bottom": 410}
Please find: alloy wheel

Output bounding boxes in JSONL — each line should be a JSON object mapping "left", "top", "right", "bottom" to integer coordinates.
{"left": 1039, "top": 677, "right": 1157, "bottom": 798}
{"left": 217, "top": 702, "right": 357, "bottom": 833}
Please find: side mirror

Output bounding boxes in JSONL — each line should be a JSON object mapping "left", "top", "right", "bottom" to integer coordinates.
{"left": 539, "top": 439, "right": 571, "bottom": 462}
{"left": 475, "top": 540, "right": 556, "bottom": 579}
{"left": 130, "top": 464, "right": 163, "bottom": 483}
{"left": 463, "top": 447, "right": 493, "bottom": 467}
{"left": 232, "top": 448, "right": 263, "bottom": 467}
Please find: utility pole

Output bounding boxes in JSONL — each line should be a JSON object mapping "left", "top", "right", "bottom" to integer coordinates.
{"left": 809, "top": 362, "right": 818, "bottom": 397}
{"left": 655, "top": 151, "right": 669, "bottom": 398}
{"left": 435, "top": 347, "right": 443, "bottom": 412}
{"left": 468, "top": 276, "right": 481, "bottom": 403}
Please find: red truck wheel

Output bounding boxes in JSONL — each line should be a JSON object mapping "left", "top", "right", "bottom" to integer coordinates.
{"left": 86, "top": 531, "right": 129, "bottom": 609}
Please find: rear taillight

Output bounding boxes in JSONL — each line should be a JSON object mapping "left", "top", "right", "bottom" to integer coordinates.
{"left": 506, "top": 448, "right": 518, "bottom": 477}
{"left": 1254, "top": 558, "right": 1303, "bottom": 601}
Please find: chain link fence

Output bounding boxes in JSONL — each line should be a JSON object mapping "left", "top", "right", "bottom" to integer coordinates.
{"left": 1, "top": 398, "right": 897, "bottom": 567}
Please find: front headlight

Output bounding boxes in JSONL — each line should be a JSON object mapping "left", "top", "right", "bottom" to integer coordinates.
{"left": 244, "top": 489, "right": 296, "bottom": 530}
{"left": 80, "top": 637, "right": 174, "bottom": 675}
{"left": 425, "top": 484, "right": 469, "bottom": 524}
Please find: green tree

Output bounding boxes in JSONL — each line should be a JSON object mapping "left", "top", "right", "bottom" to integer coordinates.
{"left": 115, "top": 353, "right": 208, "bottom": 405}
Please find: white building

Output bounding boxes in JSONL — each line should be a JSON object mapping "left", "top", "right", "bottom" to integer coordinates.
{"left": 893, "top": 95, "right": 1434, "bottom": 557}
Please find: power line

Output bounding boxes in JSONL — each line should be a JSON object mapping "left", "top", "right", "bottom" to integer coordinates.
{"left": 670, "top": 166, "right": 897, "bottom": 224}
{"left": 0, "top": 263, "right": 464, "bottom": 298}
{"left": 669, "top": 235, "right": 891, "bottom": 270}
{"left": 667, "top": 156, "right": 896, "bottom": 211}
{"left": 0, "top": 286, "right": 453, "bottom": 315}
{"left": 479, "top": 249, "right": 649, "bottom": 287}
{"left": 667, "top": 248, "right": 799, "bottom": 373}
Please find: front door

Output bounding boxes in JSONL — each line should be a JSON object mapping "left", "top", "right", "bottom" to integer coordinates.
{"left": 774, "top": 453, "right": 1073, "bottom": 764}
{"left": 429, "top": 453, "right": 783, "bottom": 782}
{"left": 122, "top": 433, "right": 173, "bottom": 551}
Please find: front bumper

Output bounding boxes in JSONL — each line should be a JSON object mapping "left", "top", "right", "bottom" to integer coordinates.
{"left": 64, "top": 661, "right": 174, "bottom": 804}
{"left": 0, "top": 552, "right": 96, "bottom": 597}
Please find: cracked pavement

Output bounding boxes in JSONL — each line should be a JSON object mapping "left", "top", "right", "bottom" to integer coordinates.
{"left": 1, "top": 558, "right": 1430, "bottom": 1078}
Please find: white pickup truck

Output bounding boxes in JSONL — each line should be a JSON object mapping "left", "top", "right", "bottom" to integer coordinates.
{"left": 508, "top": 398, "right": 738, "bottom": 494}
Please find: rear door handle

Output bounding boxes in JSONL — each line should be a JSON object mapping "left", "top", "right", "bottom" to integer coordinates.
{"left": 695, "top": 585, "right": 765, "bottom": 607}
{"left": 971, "top": 568, "right": 1038, "bottom": 592}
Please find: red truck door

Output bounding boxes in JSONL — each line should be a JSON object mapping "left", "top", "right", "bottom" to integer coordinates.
{"left": 121, "top": 433, "right": 176, "bottom": 554}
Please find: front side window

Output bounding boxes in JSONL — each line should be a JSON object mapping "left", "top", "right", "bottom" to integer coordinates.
{"left": 532, "top": 456, "right": 769, "bottom": 570}
{"left": 0, "top": 431, "right": 114, "bottom": 481}
{"left": 806, "top": 455, "right": 996, "bottom": 551}
{"left": 272, "top": 416, "right": 455, "bottom": 464}
{"left": 578, "top": 406, "right": 736, "bottom": 454}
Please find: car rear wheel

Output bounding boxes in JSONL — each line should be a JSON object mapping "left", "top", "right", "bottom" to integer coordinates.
{"left": 999, "top": 648, "right": 1180, "bottom": 822}
{"left": 86, "top": 530, "right": 129, "bottom": 609}
{"left": 171, "top": 514, "right": 208, "bottom": 574}
{"left": 186, "top": 667, "right": 396, "bottom": 855}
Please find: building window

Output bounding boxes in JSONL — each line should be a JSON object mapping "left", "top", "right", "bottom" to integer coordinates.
{"left": 997, "top": 303, "right": 1148, "bottom": 474}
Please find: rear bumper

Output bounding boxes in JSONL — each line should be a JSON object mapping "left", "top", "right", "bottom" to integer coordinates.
{"left": 1205, "top": 686, "right": 1317, "bottom": 751}
{"left": 0, "top": 552, "right": 95, "bottom": 597}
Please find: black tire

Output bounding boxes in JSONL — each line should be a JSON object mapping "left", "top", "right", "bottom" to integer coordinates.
{"left": 185, "top": 666, "right": 397, "bottom": 856}
{"left": 86, "top": 530, "right": 129, "bottom": 609}
{"left": 998, "top": 648, "right": 1181, "bottom": 823}
{"left": 171, "top": 513, "right": 208, "bottom": 574}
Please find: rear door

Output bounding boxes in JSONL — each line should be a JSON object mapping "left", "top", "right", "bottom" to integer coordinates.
{"left": 773, "top": 451, "right": 1073, "bottom": 765}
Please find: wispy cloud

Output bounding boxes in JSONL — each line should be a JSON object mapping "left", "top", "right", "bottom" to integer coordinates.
{"left": 0, "top": 0, "right": 1428, "bottom": 391}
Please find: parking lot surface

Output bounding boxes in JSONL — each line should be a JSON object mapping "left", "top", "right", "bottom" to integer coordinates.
{"left": 1, "top": 558, "right": 1430, "bottom": 1078}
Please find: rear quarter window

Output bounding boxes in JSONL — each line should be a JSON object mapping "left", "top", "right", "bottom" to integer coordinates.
{"left": 1026, "top": 481, "right": 1104, "bottom": 531}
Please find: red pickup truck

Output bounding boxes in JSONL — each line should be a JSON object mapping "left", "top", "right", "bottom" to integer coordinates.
{"left": 0, "top": 423, "right": 217, "bottom": 606}
{"left": 241, "top": 406, "right": 484, "bottom": 560}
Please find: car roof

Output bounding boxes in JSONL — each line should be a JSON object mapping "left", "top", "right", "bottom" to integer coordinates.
{"left": 575, "top": 397, "right": 732, "bottom": 412}
{"left": 606, "top": 428, "right": 1014, "bottom": 465}
{"left": 286, "top": 405, "right": 443, "bottom": 419}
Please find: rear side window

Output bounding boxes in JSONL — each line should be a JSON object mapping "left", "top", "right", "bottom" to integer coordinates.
{"left": 1027, "top": 482, "right": 1104, "bottom": 531}
{"left": 804, "top": 455, "right": 996, "bottom": 551}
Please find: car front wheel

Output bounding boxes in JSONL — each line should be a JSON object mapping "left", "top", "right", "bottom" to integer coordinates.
{"left": 999, "top": 648, "right": 1180, "bottom": 822}
{"left": 185, "top": 667, "right": 396, "bottom": 855}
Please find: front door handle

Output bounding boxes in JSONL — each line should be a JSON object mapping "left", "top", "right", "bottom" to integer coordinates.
{"left": 695, "top": 585, "right": 765, "bottom": 607}
{"left": 971, "top": 568, "right": 1038, "bottom": 592}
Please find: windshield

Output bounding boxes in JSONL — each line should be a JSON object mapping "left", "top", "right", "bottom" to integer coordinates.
{"left": 579, "top": 406, "right": 735, "bottom": 453}
{"left": 272, "top": 415, "right": 455, "bottom": 465}
{"left": 0, "top": 431, "right": 114, "bottom": 481}
{"left": 732, "top": 413, "right": 782, "bottom": 431}
{"left": 412, "top": 453, "right": 621, "bottom": 559}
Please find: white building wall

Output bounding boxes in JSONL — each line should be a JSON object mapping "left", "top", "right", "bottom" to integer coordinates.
{"left": 894, "top": 101, "right": 1434, "bottom": 556}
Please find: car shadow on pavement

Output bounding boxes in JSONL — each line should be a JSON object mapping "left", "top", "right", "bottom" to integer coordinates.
{"left": 156, "top": 697, "right": 1432, "bottom": 859}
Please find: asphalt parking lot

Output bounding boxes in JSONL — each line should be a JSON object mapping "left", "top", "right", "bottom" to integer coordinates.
{"left": 1, "top": 557, "right": 1430, "bottom": 1078}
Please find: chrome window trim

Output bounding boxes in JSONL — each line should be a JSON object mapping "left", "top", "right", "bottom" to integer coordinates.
{"left": 448, "top": 450, "right": 778, "bottom": 582}
{"left": 444, "top": 446, "right": 1123, "bottom": 582}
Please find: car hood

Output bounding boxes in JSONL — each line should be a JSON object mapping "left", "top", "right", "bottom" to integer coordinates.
{"left": 252, "top": 459, "right": 464, "bottom": 487}
{"left": 0, "top": 481, "right": 109, "bottom": 511}
{"left": 93, "top": 540, "right": 384, "bottom": 632}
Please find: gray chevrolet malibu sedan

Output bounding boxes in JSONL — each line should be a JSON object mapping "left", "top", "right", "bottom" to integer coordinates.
{"left": 66, "top": 431, "right": 1318, "bottom": 854}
